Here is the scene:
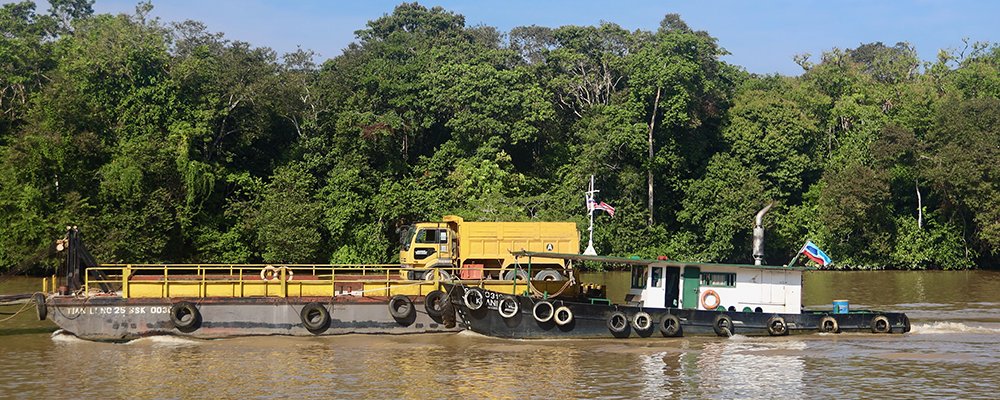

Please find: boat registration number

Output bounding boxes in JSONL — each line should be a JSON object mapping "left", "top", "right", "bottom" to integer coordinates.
{"left": 61, "top": 306, "right": 171, "bottom": 315}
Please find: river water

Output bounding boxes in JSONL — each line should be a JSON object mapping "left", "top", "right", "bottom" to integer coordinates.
{"left": 2, "top": 271, "right": 999, "bottom": 399}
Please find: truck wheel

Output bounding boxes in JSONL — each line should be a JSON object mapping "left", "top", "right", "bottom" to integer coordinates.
{"left": 533, "top": 269, "right": 565, "bottom": 281}
{"left": 502, "top": 269, "right": 528, "bottom": 281}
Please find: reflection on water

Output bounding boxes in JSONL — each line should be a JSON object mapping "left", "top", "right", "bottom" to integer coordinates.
{"left": 2, "top": 271, "right": 1000, "bottom": 399}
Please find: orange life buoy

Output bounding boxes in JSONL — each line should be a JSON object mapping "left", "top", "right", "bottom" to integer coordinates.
{"left": 700, "top": 289, "right": 721, "bottom": 310}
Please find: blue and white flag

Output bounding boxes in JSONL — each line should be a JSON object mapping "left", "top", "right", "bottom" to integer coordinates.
{"left": 801, "top": 240, "right": 832, "bottom": 266}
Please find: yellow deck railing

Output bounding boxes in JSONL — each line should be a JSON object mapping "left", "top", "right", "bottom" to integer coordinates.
{"left": 77, "top": 264, "right": 577, "bottom": 299}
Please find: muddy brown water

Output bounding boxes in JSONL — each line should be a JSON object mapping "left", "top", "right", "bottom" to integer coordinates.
{"left": 2, "top": 271, "right": 999, "bottom": 399}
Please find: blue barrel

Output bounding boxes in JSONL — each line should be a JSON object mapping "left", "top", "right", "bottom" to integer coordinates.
{"left": 832, "top": 300, "right": 849, "bottom": 314}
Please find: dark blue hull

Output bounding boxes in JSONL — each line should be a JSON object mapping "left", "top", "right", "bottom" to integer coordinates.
{"left": 445, "top": 284, "right": 910, "bottom": 338}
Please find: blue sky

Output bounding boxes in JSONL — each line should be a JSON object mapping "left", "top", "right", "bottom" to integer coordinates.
{"left": 68, "top": 1, "right": 999, "bottom": 75}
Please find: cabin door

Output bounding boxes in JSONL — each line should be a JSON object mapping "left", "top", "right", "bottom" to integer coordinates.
{"left": 645, "top": 266, "right": 665, "bottom": 308}
{"left": 664, "top": 267, "right": 680, "bottom": 308}
{"left": 682, "top": 266, "right": 700, "bottom": 309}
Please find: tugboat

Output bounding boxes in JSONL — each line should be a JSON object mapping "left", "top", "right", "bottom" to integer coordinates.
{"left": 444, "top": 202, "right": 910, "bottom": 339}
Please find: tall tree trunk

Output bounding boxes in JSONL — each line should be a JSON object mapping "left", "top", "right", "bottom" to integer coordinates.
{"left": 916, "top": 179, "right": 923, "bottom": 229}
{"left": 647, "top": 86, "right": 661, "bottom": 227}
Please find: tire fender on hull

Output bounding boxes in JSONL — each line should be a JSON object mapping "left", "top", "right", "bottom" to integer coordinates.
{"left": 424, "top": 290, "right": 447, "bottom": 318}
{"left": 871, "top": 315, "right": 891, "bottom": 334}
{"left": 607, "top": 311, "right": 630, "bottom": 338}
{"left": 766, "top": 316, "right": 788, "bottom": 336}
{"left": 819, "top": 315, "right": 839, "bottom": 333}
{"left": 660, "top": 314, "right": 681, "bottom": 337}
{"left": 713, "top": 314, "right": 733, "bottom": 337}
{"left": 532, "top": 301, "right": 554, "bottom": 323}
{"left": 170, "top": 301, "right": 202, "bottom": 332}
{"left": 300, "top": 302, "right": 330, "bottom": 333}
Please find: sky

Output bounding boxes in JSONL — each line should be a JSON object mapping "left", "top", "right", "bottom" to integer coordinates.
{"left": 35, "top": 0, "right": 1000, "bottom": 75}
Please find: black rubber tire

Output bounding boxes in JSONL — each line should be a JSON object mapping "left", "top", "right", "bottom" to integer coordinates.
{"left": 659, "top": 314, "right": 681, "bottom": 337}
{"left": 767, "top": 316, "right": 788, "bottom": 336}
{"left": 389, "top": 295, "right": 414, "bottom": 320}
{"left": 464, "top": 288, "right": 484, "bottom": 311}
{"left": 532, "top": 301, "right": 554, "bottom": 323}
{"left": 300, "top": 302, "right": 330, "bottom": 333}
{"left": 498, "top": 295, "right": 519, "bottom": 319}
{"left": 533, "top": 269, "right": 565, "bottom": 281}
{"left": 170, "top": 301, "right": 201, "bottom": 331}
{"left": 819, "top": 316, "right": 839, "bottom": 333}
{"left": 713, "top": 314, "right": 734, "bottom": 337}
{"left": 632, "top": 311, "right": 653, "bottom": 331}
{"left": 424, "top": 290, "right": 447, "bottom": 318}
{"left": 32, "top": 293, "right": 47, "bottom": 321}
{"left": 553, "top": 306, "right": 573, "bottom": 326}
{"left": 607, "top": 311, "right": 630, "bottom": 338}
{"left": 871, "top": 315, "right": 891, "bottom": 334}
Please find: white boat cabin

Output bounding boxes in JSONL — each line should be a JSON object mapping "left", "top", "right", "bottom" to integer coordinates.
{"left": 627, "top": 262, "right": 804, "bottom": 314}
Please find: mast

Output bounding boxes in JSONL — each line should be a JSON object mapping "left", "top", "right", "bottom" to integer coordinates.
{"left": 584, "top": 175, "right": 598, "bottom": 255}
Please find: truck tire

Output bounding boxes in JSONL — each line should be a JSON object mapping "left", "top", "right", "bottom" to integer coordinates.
{"left": 533, "top": 269, "right": 565, "bottom": 281}
{"left": 502, "top": 269, "right": 528, "bottom": 281}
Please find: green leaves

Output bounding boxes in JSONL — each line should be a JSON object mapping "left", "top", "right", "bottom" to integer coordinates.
{"left": 0, "top": 5, "right": 997, "bottom": 272}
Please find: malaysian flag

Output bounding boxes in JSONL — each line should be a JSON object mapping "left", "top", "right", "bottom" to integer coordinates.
{"left": 587, "top": 197, "right": 615, "bottom": 217}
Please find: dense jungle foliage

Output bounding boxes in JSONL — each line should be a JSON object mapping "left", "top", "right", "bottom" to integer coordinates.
{"left": 2, "top": 1, "right": 998, "bottom": 271}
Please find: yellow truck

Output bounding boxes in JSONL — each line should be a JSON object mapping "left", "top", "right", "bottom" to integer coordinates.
{"left": 398, "top": 215, "right": 580, "bottom": 280}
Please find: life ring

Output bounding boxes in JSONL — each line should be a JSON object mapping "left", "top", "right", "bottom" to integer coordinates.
{"left": 632, "top": 311, "right": 653, "bottom": 331}
{"left": 463, "top": 288, "right": 484, "bottom": 311}
{"left": 498, "top": 295, "right": 519, "bottom": 319}
{"left": 660, "top": 314, "right": 681, "bottom": 337}
{"left": 553, "top": 306, "right": 573, "bottom": 326}
{"left": 260, "top": 266, "right": 277, "bottom": 281}
{"left": 767, "top": 316, "right": 788, "bottom": 336}
{"left": 170, "top": 301, "right": 201, "bottom": 331}
{"left": 388, "top": 295, "right": 415, "bottom": 322}
{"left": 284, "top": 267, "right": 294, "bottom": 281}
{"left": 532, "top": 301, "right": 554, "bottom": 323}
{"left": 701, "top": 290, "right": 721, "bottom": 310}
{"left": 32, "top": 293, "right": 47, "bottom": 321}
{"left": 713, "top": 314, "right": 733, "bottom": 337}
{"left": 424, "top": 290, "right": 447, "bottom": 318}
{"left": 607, "top": 311, "right": 630, "bottom": 338}
{"left": 300, "top": 302, "right": 330, "bottom": 333}
{"left": 819, "top": 316, "right": 839, "bottom": 333}
{"left": 871, "top": 315, "right": 891, "bottom": 334}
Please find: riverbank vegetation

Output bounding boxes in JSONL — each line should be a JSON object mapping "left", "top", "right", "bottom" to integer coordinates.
{"left": 1, "top": 2, "right": 997, "bottom": 270}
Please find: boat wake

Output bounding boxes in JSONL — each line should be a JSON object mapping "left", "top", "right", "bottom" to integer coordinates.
{"left": 909, "top": 321, "right": 1000, "bottom": 335}
{"left": 125, "top": 335, "right": 201, "bottom": 347}
{"left": 50, "top": 329, "right": 86, "bottom": 343}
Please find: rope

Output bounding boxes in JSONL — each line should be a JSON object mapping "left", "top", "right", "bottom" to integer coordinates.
{"left": 511, "top": 257, "right": 576, "bottom": 299}
{"left": 0, "top": 299, "right": 34, "bottom": 323}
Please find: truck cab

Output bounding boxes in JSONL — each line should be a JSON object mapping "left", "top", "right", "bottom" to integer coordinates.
{"left": 399, "top": 220, "right": 458, "bottom": 279}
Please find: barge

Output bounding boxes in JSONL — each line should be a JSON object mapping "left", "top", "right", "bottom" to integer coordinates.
{"left": 35, "top": 228, "right": 574, "bottom": 341}
{"left": 445, "top": 250, "right": 910, "bottom": 339}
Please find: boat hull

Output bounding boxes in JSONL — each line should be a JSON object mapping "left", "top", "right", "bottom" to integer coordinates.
{"left": 45, "top": 295, "right": 458, "bottom": 341}
{"left": 446, "top": 285, "right": 910, "bottom": 338}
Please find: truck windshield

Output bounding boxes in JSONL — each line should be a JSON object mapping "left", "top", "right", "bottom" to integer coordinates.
{"left": 399, "top": 226, "right": 415, "bottom": 251}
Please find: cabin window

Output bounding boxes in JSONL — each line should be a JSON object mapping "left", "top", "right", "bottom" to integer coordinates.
{"left": 631, "top": 266, "right": 647, "bottom": 289}
{"left": 651, "top": 267, "right": 662, "bottom": 288}
{"left": 415, "top": 229, "right": 447, "bottom": 244}
{"left": 700, "top": 272, "right": 736, "bottom": 287}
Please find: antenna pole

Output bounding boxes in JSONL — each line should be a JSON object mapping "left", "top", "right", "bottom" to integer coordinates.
{"left": 584, "top": 175, "right": 598, "bottom": 255}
